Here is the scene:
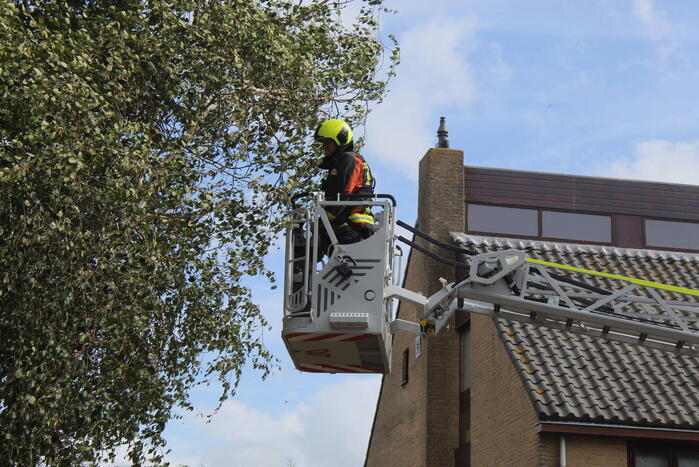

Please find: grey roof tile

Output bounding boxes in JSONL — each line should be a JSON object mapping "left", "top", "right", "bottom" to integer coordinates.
{"left": 453, "top": 233, "right": 699, "bottom": 430}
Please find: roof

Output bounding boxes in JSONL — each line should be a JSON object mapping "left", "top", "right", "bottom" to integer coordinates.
{"left": 452, "top": 233, "right": 699, "bottom": 430}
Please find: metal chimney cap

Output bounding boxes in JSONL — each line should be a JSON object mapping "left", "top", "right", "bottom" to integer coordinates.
{"left": 437, "top": 116, "right": 449, "bottom": 148}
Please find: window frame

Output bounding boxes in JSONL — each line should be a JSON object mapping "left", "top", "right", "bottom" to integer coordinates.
{"left": 644, "top": 217, "right": 699, "bottom": 252}
{"left": 466, "top": 203, "right": 539, "bottom": 238}
{"left": 542, "top": 209, "right": 612, "bottom": 244}
{"left": 465, "top": 203, "right": 615, "bottom": 246}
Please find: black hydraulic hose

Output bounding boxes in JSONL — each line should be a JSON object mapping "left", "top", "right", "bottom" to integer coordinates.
{"left": 528, "top": 272, "right": 678, "bottom": 328}
{"left": 525, "top": 280, "right": 617, "bottom": 314}
{"left": 524, "top": 297, "right": 678, "bottom": 329}
{"left": 396, "top": 220, "right": 477, "bottom": 256}
{"left": 400, "top": 236, "right": 625, "bottom": 316}
{"left": 399, "top": 228, "right": 676, "bottom": 329}
{"left": 529, "top": 266, "right": 612, "bottom": 296}
{"left": 525, "top": 281, "right": 552, "bottom": 291}
{"left": 523, "top": 282, "right": 679, "bottom": 328}
{"left": 398, "top": 222, "right": 615, "bottom": 305}
{"left": 397, "top": 235, "right": 471, "bottom": 269}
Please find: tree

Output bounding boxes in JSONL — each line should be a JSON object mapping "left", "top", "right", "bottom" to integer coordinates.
{"left": 0, "top": 0, "right": 398, "bottom": 463}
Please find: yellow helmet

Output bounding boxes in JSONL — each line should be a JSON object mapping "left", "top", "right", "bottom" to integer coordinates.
{"left": 314, "top": 119, "right": 353, "bottom": 147}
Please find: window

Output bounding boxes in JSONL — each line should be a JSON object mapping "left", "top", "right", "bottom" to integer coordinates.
{"left": 542, "top": 211, "right": 612, "bottom": 243}
{"left": 401, "top": 348, "right": 409, "bottom": 386}
{"left": 467, "top": 204, "right": 538, "bottom": 237}
{"left": 460, "top": 328, "right": 470, "bottom": 391}
{"left": 458, "top": 327, "right": 471, "bottom": 465}
{"left": 679, "top": 454, "right": 699, "bottom": 467}
{"left": 454, "top": 443, "right": 470, "bottom": 467}
{"left": 645, "top": 219, "right": 699, "bottom": 250}
{"left": 636, "top": 451, "right": 671, "bottom": 467}
{"left": 630, "top": 442, "right": 699, "bottom": 467}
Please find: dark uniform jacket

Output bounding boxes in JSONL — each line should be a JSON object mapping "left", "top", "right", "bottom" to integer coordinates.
{"left": 319, "top": 145, "right": 375, "bottom": 231}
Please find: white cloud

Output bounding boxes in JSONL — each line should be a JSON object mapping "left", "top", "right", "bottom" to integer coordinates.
{"left": 595, "top": 139, "right": 699, "bottom": 185}
{"left": 485, "top": 42, "right": 512, "bottom": 84}
{"left": 363, "top": 16, "right": 479, "bottom": 179}
{"left": 631, "top": 0, "right": 679, "bottom": 62}
{"left": 632, "top": 0, "right": 671, "bottom": 38}
{"left": 163, "top": 376, "right": 381, "bottom": 467}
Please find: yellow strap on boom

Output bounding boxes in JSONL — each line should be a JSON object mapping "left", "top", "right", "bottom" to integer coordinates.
{"left": 526, "top": 258, "right": 699, "bottom": 298}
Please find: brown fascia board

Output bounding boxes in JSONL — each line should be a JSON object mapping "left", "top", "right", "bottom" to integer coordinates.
{"left": 462, "top": 165, "right": 699, "bottom": 222}
{"left": 537, "top": 422, "right": 699, "bottom": 442}
{"left": 463, "top": 164, "right": 699, "bottom": 190}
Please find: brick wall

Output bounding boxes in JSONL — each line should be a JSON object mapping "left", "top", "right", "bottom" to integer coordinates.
{"left": 364, "top": 248, "right": 428, "bottom": 467}
{"left": 565, "top": 435, "right": 627, "bottom": 466}
{"left": 419, "top": 149, "right": 464, "bottom": 467}
{"left": 364, "top": 147, "right": 464, "bottom": 467}
{"left": 540, "top": 433, "right": 628, "bottom": 466}
{"left": 470, "top": 313, "right": 541, "bottom": 466}
{"left": 539, "top": 433, "right": 560, "bottom": 465}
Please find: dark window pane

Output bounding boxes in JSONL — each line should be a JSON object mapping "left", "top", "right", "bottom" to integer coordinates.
{"left": 636, "top": 452, "right": 670, "bottom": 467}
{"left": 459, "top": 389, "right": 470, "bottom": 446}
{"left": 467, "top": 204, "right": 538, "bottom": 236}
{"left": 542, "top": 211, "right": 611, "bottom": 243}
{"left": 460, "top": 329, "right": 470, "bottom": 391}
{"left": 646, "top": 219, "right": 699, "bottom": 250}
{"left": 455, "top": 443, "right": 470, "bottom": 467}
{"left": 679, "top": 453, "right": 699, "bottom": 467}
{"left": 401, "top": 348, "right": 409, "bottom": 385}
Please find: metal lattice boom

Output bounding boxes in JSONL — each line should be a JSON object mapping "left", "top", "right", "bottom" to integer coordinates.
{"left": 420, "top": 250, "right": 699, "bottom": 357}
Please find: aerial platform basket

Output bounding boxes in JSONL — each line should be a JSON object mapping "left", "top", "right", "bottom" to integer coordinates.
{"left": 282, "top": 192, "right": 398, "bottom": 374}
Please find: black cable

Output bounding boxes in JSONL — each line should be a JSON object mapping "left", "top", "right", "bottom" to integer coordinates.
{"left": 526, "top": 280, "right": 616, "bottom": 314}
{"left": 396, "top": 219, "right": 477, "bottom": 256}
{"left": 529, "top": 266, "right": 612, "bottom": 296}
{"left": 552, "top": 272, "right": 611, "bottom": 296}
{"left": 397, "top": 235, "right": 471, "bottom": 268}
{"left": 522, "top": 282, "right": 680, "bottom": 328}
{"left": 399, "top": 229, "right": 680, "bottom": 330}
{"left": 397, "top": 226, "right": 638, "bottom": 318}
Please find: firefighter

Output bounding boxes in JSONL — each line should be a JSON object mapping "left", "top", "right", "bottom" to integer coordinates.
{"left": 314, "top": 118, "right": 375, "bottom": 250}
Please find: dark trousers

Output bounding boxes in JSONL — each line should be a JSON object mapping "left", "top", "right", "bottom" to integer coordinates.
{"left": 317, "top": 224, "right": 366, "bottom": 259}
{"left": 292, "top": 223, "right": 367, "bottom": 276}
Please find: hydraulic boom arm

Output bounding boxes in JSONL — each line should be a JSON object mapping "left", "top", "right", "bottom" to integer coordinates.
{"left": 390, "top": 233, "right": 699, "bottom": 358}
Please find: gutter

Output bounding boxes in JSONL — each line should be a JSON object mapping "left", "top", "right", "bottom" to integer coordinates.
{"left": 537, "top": 421, "right": 699, "bottom": 442}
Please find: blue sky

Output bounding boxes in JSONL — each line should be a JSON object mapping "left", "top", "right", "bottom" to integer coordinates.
{"left": 110, "top": 1, "right": 699, "bottom": 465}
